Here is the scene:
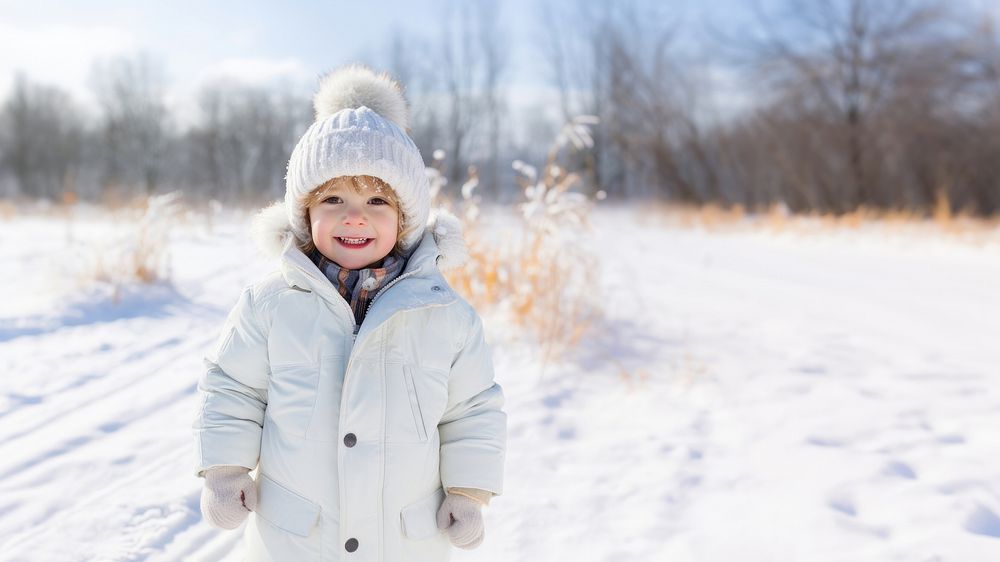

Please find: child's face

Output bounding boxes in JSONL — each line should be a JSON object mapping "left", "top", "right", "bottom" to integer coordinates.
{"left": 308, "top": 177, "right": 400, "bottom": 269}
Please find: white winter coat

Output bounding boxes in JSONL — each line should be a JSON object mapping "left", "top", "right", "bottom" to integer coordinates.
{"left": 192, "top": 209, "right": 507, "bottom": 561}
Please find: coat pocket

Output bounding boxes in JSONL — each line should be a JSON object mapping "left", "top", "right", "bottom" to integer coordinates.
{"left": 386, "top": 363, "right": 428, "bottom": 443}
{"left": 403, "top": 365, "right": 428, "bottom": 442}
{"left": 305, "top": 354, "right": 345, "bottom": 441}
{"left": 400, "top": 487, "right": 445, "bottom": 540}
{"left": 254, "top": 473, "right": 321, "bottom": 537}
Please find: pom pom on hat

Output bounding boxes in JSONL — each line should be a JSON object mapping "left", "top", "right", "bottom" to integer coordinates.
{"left": 313, "top": 64, "right": 409, "bottom": 130}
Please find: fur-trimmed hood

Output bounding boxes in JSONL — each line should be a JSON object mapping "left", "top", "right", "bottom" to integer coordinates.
{"left": 249, "top": 201, "right": 468, "bottom": 272}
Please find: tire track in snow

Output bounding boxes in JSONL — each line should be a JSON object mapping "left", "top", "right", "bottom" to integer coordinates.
{"left": 0, "top": 334, "right": 213, "bottom": 485}
{"left": 0, "top": 337, "right": 184, "bottom": 419}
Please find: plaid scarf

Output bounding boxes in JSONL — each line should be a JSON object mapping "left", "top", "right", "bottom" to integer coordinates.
{"left": 310, "top": 250, "right": 407, "bottom": 326}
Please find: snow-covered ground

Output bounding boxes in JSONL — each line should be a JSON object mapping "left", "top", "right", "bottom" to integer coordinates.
{"left": 1, "top": 205, "right": 998, "bottom": 561}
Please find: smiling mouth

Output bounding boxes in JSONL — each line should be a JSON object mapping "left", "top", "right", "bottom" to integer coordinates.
{"left": 336, "top": 237, "right": 373, "bottom": 248}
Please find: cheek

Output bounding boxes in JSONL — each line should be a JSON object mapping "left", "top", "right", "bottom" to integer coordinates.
{"left": 310, "top": 206, "right": 336, "bottom": 227}
{"left": 376, "top": 212, "right": 399, "bottom": 239}
{"left": 309, "top": 212, "right": 332, "bottom": 242}
{"left": 309, "top": 215, "right": 323, "bottom": 236}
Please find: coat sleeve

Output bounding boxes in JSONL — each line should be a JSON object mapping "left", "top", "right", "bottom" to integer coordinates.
{"left": 438, "top": 311, "right": 507, "bottom": 496}
{"left": 192, "top": 286, "right": 270, "bottom": 478}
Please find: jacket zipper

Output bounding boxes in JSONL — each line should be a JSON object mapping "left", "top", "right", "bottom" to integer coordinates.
{"left": 343, "top": 270, "right": 419, "bottom": 371}
{"left": 363, "top": 270, "right": 419, "bottom": 320}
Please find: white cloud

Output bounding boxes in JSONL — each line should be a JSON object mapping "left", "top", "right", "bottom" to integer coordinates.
{"left": 157, "top": 56, "right": 313, "bottom": 128}
{"left": 0, "top": 23, "right": 137, "bottom": 105}
{"left": 196, "top": 57, "right": 312, "bottom": 88}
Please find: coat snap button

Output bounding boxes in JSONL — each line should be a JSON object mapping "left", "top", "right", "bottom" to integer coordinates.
{"left": 343, "top": 433, "right": 357, "bottom": 447}
{"left": 345, "top": 538, "right": 359, "bottom": 552}
{"left": 431, "top": 285, "right": 442, "bottom": 292}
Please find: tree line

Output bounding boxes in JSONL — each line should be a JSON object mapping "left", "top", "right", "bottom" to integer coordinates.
{"left": 2, "top": 0, "right": 999, "bottom": 215}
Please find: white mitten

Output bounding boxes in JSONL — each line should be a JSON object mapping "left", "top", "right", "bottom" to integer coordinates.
{"left": 200, "top": 466, "right": 256, "bottom": 529}
{"left": 436, "top": 492, "right": 485, "bottom": 549}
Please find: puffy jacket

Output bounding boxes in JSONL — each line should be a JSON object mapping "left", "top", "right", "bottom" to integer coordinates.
{"left": 192, "top": 207, "right": 507, "bottom": 561}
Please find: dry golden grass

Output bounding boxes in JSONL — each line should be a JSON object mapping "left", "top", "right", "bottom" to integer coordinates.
{"left": 85, "top": 214, "right": 164, "bottom": 284}
{"left": 0, "top": 199, "right": 15, "bottom": 220}
{"left": 442, "top": 117, "right": 604, "bottom": 363}
{"left": 71, "top": 192, "right": 184, "bottom": 303}
{"left": 1, "top": 190, "right": 167, "bottom": 218}
{"left": 639, "top": 191, "right": 1000, "bottom": 243}
{"left": 445, "top": 216, "right": 601, "bottom": 364}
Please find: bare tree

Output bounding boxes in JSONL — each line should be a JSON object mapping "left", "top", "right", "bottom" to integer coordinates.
{"left": 477, "top": 0, "right": 508, "bottom": 200}
{"left": 387, "top": 33, "right": 446, "bottom": 179}
{"left": 741, "top": 0, "right": 954, "bottom": 212}
{"left": 537, "top": 1, "right": 615, "bottom": 195}
{"left": 186, "top": 82, "right": 310, "bottom": 203}
{"left": 538, "top": 0, "right": 709, "bottom": 201}
{"left": 0, "top": 75, "right": 84, "bottom": 199}
{"left": 439, "top": 0, "right": 477, "bottom": 193}
{"left": 89, "top": 53, "right": 171, "bottom": 195}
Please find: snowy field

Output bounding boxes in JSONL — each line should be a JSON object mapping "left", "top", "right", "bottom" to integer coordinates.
{"left": 1, "top": 204, "right": 999, "bottom": 561}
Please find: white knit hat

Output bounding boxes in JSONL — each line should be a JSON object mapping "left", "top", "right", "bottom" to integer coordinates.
{"left": 284, "top": 64, "right": 430, "bottom": 251}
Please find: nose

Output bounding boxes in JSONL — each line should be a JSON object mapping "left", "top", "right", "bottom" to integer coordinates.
{"left": 341, "top": 202, "right": 367, "bottom": 226}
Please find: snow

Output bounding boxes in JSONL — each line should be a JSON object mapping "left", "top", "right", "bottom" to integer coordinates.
{"left": 1, "top": 205, "right": 998, "bottom": 561}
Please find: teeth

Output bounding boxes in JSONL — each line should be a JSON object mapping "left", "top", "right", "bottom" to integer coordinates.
{"left": 340, "top": 237, "right": 369, "bottom": 245}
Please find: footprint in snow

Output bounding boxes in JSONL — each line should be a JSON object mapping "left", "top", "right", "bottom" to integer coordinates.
{"left": 936, "top": 434, "right": 965, "bottom": 445}
{"left": 796, "top": 365, "right": 827, "bottom": 376}
{"left": 881, "top": 460, "right": 917, "bottom": 480}
{"left": 827, "top": 492, "right": 857, "bottom": 517}
{"left": 807, "top": 435, "right": 846, "bottom": 448}
{"left": 963, "top": 505, "right": 1000, "bottom": 538}
{"left": 541, "top": 388, "right": 573, "bottom": 409}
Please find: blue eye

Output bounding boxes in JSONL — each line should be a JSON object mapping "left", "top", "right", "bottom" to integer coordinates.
{"left": 369, "top": 197, "right": 388, "bottom": 205}
{"left": 323, "top": 196, "right": 342, "bottom": 204}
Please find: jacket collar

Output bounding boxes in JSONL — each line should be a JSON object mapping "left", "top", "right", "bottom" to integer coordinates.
{"left": 250, "top": 201, "right": 468, "bottom": 330}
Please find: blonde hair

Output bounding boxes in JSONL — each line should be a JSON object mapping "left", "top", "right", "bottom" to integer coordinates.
{"left": 300, "top": 175, "right": 419, "bottom": 257}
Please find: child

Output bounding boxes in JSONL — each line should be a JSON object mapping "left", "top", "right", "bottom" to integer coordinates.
{"left": 192, "top": 64, "right": 507, "bottom": 561}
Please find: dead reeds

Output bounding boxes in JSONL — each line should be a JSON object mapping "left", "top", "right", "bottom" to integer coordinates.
{"left": 442, "top": 116, "right": 604, "bottom": 363}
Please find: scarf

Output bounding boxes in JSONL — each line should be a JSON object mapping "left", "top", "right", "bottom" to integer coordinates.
{"left": 310, "top": 249, "right": 407, "bottom": 326}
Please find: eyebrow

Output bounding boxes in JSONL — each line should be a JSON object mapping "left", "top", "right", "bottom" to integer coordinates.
{"left": 319, "top": 188, "right": 381, "bottom": 201}
{"left": 317, "top": 185, "right": 345, "bottom": 199}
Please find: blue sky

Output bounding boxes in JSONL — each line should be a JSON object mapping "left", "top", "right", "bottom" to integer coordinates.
{"left": 0, "top": 0, "right": 749, "bottom": 99}
{"left": 2, "top": 0, "right": 540, "bottom": 104}
{"left": 1, "top": 0, "right": 993, "bottom": 121}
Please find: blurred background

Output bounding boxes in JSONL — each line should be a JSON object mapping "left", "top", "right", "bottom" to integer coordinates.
{"left": 2, "top": 1, "right": 1000, "bottom": 561}
{"left": 3, "top": 0, "right": 1000, "bottom": 214}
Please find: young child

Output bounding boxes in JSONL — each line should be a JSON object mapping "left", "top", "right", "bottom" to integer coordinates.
{"left": 192, "top": 64, "right": 507, "bottom": 561}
